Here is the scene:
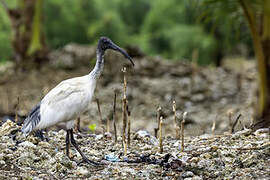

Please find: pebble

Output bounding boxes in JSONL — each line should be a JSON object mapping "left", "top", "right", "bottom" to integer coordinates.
{"left": 254, "top": 128, "right": 269, "bottom": 135}
{"left": 182, "top": 171, "right": 194, "bottom": 178}
{"left": 0, "top": 160, "right": 5, "bottom": 166}
{"left": 135, "top": 130, "right": 151, "bottom": 138}
{"left": 19, "top": 141, "right": 36, "bottom": 148}
{"left": 77, "top": 167, "right": 88, "bottom": 176}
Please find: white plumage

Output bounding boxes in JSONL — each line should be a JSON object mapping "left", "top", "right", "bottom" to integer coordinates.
{"left": 21, "top": 37, "right": 134, "bottom": 165}
{"left": 39, "top": 75, "right": 96, "bottom": 130}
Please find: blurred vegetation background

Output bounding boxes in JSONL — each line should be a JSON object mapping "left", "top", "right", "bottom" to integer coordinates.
{"left": 0, "top": 0, "right": 269, "bottom": 128}
{"left": 0, "top": 0, "right": 253, "bottom": 65}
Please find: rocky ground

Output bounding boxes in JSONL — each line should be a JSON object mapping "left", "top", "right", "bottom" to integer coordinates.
{"left": 0, "top": 119, "right": 269, "bottom": 179}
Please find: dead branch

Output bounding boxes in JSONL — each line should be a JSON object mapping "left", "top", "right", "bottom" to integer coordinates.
{"left": 113, "top": 90, "right": 117, "bottom": 143}
{"left": 231, "top": 114, "right": 242, "bottom": 133}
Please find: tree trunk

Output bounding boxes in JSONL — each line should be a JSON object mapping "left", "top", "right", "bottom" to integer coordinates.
{"left": 239, "top": 0, "right": 270, "bottom": 129}
{"left": 256, "top": 0, "right": 270, "bottom": 128}
{"left": 1, "top": 0, "right": 47, "bottom": 70}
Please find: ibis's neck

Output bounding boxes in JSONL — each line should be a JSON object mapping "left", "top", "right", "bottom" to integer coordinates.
{"left": 89, "top": 49, "right": 105, "bottom": 79}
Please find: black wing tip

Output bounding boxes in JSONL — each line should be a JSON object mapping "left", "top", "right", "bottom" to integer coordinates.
{"left": 22, "top": 103, "right": 42, "bottom": 134}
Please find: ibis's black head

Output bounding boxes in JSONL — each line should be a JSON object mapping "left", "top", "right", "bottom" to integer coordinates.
{"left": 98, "top": 37, "right": 134, "bottom": 66}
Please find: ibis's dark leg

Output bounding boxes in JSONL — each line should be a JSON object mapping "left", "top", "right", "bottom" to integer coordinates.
{"left": 35, "top": 130, "right": 44, "bottom": 140}
{"left": 44, "top": 129, "right": 50, "bottom": 142}
{"left": 35, "top": 129, "right": 50, "bottom": 142}
{"left": 69, "top": 129, "right": 99, "bottom": 166}
{"left": 66, "top": 130, "right": 70, "bottom": 158}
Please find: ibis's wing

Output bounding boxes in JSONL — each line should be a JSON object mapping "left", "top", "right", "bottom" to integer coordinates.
{"left": 42, "top": 78, "right": 87, "bottom": 107}
{"left": 22, "top": 76, "right": 92, "bottom": 133}
{"left": 22, "top": 103, "right": 41, "bottom": 135}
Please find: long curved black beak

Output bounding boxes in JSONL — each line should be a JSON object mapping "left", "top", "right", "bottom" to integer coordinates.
{"left": 109, "top": 42, "right": 135, "bottom": 66}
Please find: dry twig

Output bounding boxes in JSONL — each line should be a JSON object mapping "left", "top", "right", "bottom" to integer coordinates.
{"left": 269, "top": 126, "right": 270, "bottom": 142}
{"left": 212, "top": 115, "right": 217, "bottom": 136}
{"left": 231, "top": 114, "right": 242, "bottom": 133}
{"left": 172, "top": 101, "right": 180, "bottom": 139}
{"left": 154, "top": 106, "right": 162, "bottom": 138}
{"left": 227, "top": 110, "right": 233, "bottom": 133}
{"left": 159, "top": 116, "right": 163, "bottom": 153}
{"left": 122, "top": 67, "right": 128, "bottom": 152}
{"left": 127, "top": 105, "right": 131, "bottom": 147}
{"left": 96, "top": 98, "right": 103, "bottom": 124}
{"left": 15, "top": 97, "right": 20, "bottom": 124}
{"left": 113, "top": 90, "right": 117, "bottom": 143}
{"left": 106, "top": 117, "right": 110, "bottom": 133}
{"left": 181, "top": 112, "right": 187, "bottom": 152}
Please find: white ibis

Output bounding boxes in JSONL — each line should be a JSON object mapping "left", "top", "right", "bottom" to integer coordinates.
{"left": 22, "top": 37, "right": 134, "bottom": 165}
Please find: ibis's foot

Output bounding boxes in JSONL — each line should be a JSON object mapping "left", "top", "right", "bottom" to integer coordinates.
{"left": 44, "top": 135, "right": 50, "bottom": 142}
{"left": 44, "top": 130, "right": 50, "bottom": 142}
{"left": 34, "top": 130, "right": 48, "bottom": 141}
{"left": 35, "top": 130, "right": 50, "bottom": 142}
{"left": 68, "top": 129, "right": 103, "bottom": 166}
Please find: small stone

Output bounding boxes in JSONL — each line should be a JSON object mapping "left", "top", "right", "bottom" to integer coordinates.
{"left": 0, "top": 120, "right": 17, "bottom": 135}
{"left": 192, "top": 176, "right": 203, "bottom": 180}
{"left": 33, "top": 177, "right": 43, "bottom": 180}
{"left": 95, "top": 134, "right": 103, "bottom": 140}
{"left": 173, "top": 141, "right": 180, "bottom": 147}
{"left": 0, "top": 153, "right": 4, "bottom": 160}
{"left": 0, "top": 160, "right": 5, "bottom": 166}
{"left": 198, "top": 159, "right": 211, "bottom": 168}
{"left": 201, "top": 153, "right": 212, "bottom": 159}
{"left": 19, "top": 141, "right": 36, "bottom": 148}
{"left": 232, "top": 133, "right": 240, "bottom": 139}
{"left": 134, "top": 130, "right": 158, "bottom": 145}
{"left": 198, "top": 134, "right": 212, "bottom": 139}
{"left": 190, "top": 157, "right": 199, "bottom": 163}
{"left": 77, "top": 166, "right": 89, "bottom": 176}
{"left": 254, "top": 128, "right": 269, "bottom": 135}
{"left": 135, "top": 130, "right": 151, "bottom": 138}
{"left": 150, "top": 136, "right": 158, "bottom": 146}
{"left": 104, "top": 132, "right": 112, "bottom": 139}
{"left": 105, "top": 153, "right": 119, "bottom": 162}
{"left": 54, "top": 152, "right": 71, "bottom": 168}
{"left": 182, "top": 171, "right": 194, "bottom": 178}
{"left": 141, "top": 144, "right": 152, "bottom": 151}
{"left": 39, "top": 141, "right": 51, "bottom": 148}
{"left": 27, "top": 136, "right": 40, "bottom": 144}
{"left": 235, "top": 128, "right": 252, "bottom": 136}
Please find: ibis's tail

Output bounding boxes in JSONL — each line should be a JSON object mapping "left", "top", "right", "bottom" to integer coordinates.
{"left": 22, "top": 103, "right": 41, "bottom": 135}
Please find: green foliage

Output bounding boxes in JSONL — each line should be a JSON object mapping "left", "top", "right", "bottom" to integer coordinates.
{"left": 118, "top": 0, "right": 152, "bottom": 34}
{"left": 87, "top": 10, "right": 128, "bottom": 45}
{"left": 0, "top": 0, "right": 254, "bottom": 65}
{"left": 164, "top": 25, "right": 216, "bottom": 64}
{"left": 141, "top": 0, "right": 216, "bottom": 64}
{"left": 44, "top": 0, "right": 99, "bottom": 48}
{"left": 27, "top": 0, "right": 43, "bottom": 55}
{"left": 0, "top": 4, "right": 12, "bottom": 62}
{"left": 200, "top": 0, "right": 252, "bottom": 54}
{"left": 88, "top": 124, "right": 96, "bottom": 132}
{"left": 86, "top": 0, "right": 131, "bottom": 45}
